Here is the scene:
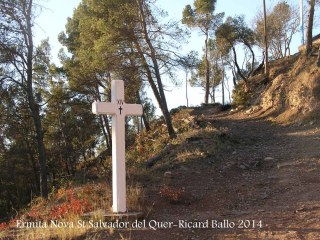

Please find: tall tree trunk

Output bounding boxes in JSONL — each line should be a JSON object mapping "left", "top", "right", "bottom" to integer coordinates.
{"left": 99, "top": 116, "right": 111, "bottom": 148}
{"left": 211, "top": 84, "right": 215, "bottom": 103}
{"left": 103, "top": 112, "right": 112, "bottom": 148}
{"left": 136, "top": 91, "right": 151, "bottom": 132}
{"left": 135, "top": 39, "right": 171, "bottom": 134}
{"left": 141, "top": 113, "right": 151, "bottom": 132}
{"left": 245, "top": 42, "right": 255, "bottom": 77}
{"left": 96, "top": 85, "right": 112, "bottom": 148}
{"left": 128, "top": 46, "right": 151, "bottom": 133}
{"left": 204, "top": 31, "right": 210, "bottom": 104}
{"left": 232, "top": 47, "right": 247, "bottom": 83}
{"left": 221, "top": 55, "right": 226, "bottom": 105}
{"left": 232, "top": 69, "right": 237, "bottom": 86}
{"left": 185, "top": 70, "right": 189, "bottom": 107}
{"left": 221, "top": 75, "right": 225, "bottom": 105}
{"left": 57, "top": 106, "right": 72, "bottom": 175}
{"left": 136, "top": 0, "right": 175, "bottom": 138}
{"left": 306, "top": 0, "right": 315, "bottom": 55}
{"left": 134, "top": 40, "right": 162, "bottom": 105}
{"left": 99, "top": 116, "right": 108, "bottom": 146}
{"left": 28, "top": 101, "right": 48, "bottom": 198}
{"left": 103, "top": 116, "right": 112, "bottom": 148}
{"left": 263, "top": 0, "right": 269, "bottom": 74}
{"left": 26, "top": 0, "right": 48, "bottom": 198}
{"left": 25, "top": 139, "right": 40, "bottom": 193}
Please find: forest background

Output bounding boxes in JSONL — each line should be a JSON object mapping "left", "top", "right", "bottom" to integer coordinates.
{"left": 0, "top": 0, "right": 319, "bottom": 221}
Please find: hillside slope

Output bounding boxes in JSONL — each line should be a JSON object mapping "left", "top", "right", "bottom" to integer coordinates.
{"left": 236, "top": 50, "right": 320, "bottom": 124}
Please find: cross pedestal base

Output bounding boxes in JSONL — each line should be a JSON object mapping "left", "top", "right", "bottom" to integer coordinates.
{"left": 82, "top": 210, "right": 144, "bottom": 221}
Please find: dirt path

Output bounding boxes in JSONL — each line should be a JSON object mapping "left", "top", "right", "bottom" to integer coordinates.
{"left": 207, "top": 111, "right": 320, "bottom": 239}
{"left": 98, "top": 110, "right": 320, "bottom": 240}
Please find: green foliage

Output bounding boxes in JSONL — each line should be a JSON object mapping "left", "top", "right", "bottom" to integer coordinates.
{"left": 0, "top": 0, "right": 106, "bottom": 215}
{"left": 216, "top": 15, "right": 257, "bottom": 82}
{"left": 194, "top": 0, "right": 216, "bottom": 14}
{"left": 232, "top": 83, "right": 248, "bottom": 106}
{"left": 182, "top": 0, "right": 218, "bottom": 29}
{"left": 0, "top": 76, "right": 39, "bottom": 219}
{"left": 190, "top": 39, "right": 224, "bottom": 102}
{"left": 182, "top": 5, "right": 195, "bottom": 25}
{"left": 142, "top": 98, "right": 157, "bottom": 123}
{"left": 254, "top": 1, "right": 299, "bottom": 59}
{"left": 44, "top": 78, "right": 100, "bottom": 178}
{"left": 182, "top": 0, "right": 224, "bottom": 104}
{"left": 216, "top": 15, "right": 256, "bottom": 51}
{"left": 60, "top": 0, "right": 181, "bottom": 137}
{"left": 0, "top": 0, "right": 52, "bottom": 198}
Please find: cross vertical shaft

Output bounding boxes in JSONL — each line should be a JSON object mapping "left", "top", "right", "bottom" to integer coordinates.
{"left": 111, "top": 80, "right": 126, "bottom": 213}
{"left": 112, "top": 106, "right": 126, "bottom": 212}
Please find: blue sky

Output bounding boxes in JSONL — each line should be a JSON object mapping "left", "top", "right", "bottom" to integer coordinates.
{"left": 35, "top": 0, "right": 306, "bottom": 109}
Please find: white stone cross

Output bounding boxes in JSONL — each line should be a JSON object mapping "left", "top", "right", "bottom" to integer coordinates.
{"left": 92, "top": 80, "right": 143, "bottom": 213}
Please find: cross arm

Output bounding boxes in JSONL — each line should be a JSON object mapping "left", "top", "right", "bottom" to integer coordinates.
{"left": 92, "top": 101, "right": 118, "bottom": 115}
{"left": 124, "top": 104, "right": 143, "bottom": 116}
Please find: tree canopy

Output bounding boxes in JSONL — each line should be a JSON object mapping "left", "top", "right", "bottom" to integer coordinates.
{"left": 216, "top": 15, "right": 256, "bottom": 83}
{"left": 254, "top": 1, "right": 299, "bottom": 59}
{"left": 182, "top": 0, "right": 224, "bottom": 104}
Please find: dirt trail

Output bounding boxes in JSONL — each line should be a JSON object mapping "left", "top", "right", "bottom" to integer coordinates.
{"left": 208, "top": 111, "right": 320, "bottom": 239}
{"left": 102, "top": 110, "right": 320, "bottom": 240}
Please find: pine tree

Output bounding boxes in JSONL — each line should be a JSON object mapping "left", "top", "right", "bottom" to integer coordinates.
{"left": 182, "top": 0, "right": 224, "bottom": 104}
{"left": 59, "top": 0, "right": 183, "bottom": 138}
{"left": 0, "top": 0, "right": 49, "bottom": 198}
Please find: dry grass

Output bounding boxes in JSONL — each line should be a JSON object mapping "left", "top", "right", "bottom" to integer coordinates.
{"left": 87, "top": 183, "right": 112, "bottom": 212}
{"left": 0, "top": 230, "right": 8, "bottom": 239}
{"left": 127, "top": 184, "right": 144, "bottom": 211}
{"left": 6, "top": 217, "right": 92, "bottom": 240}
{"left": 176, "top": 148, "right": 206, "bottom": 162}
{"left": 0, "top": 183, "right": 145, "bottom": 240}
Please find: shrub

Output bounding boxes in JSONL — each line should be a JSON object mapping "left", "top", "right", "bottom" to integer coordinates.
{"left": 232, "top": 83, "right": 248, "bottom": 106}
{"left": 0, "top": 222, "right": 8, "bottom": 231}
{"left": 21, "top": 187, "right": 93, "bottom": 221}
{"left": 159, "top": 186, "right": 185, "bottom": 203}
